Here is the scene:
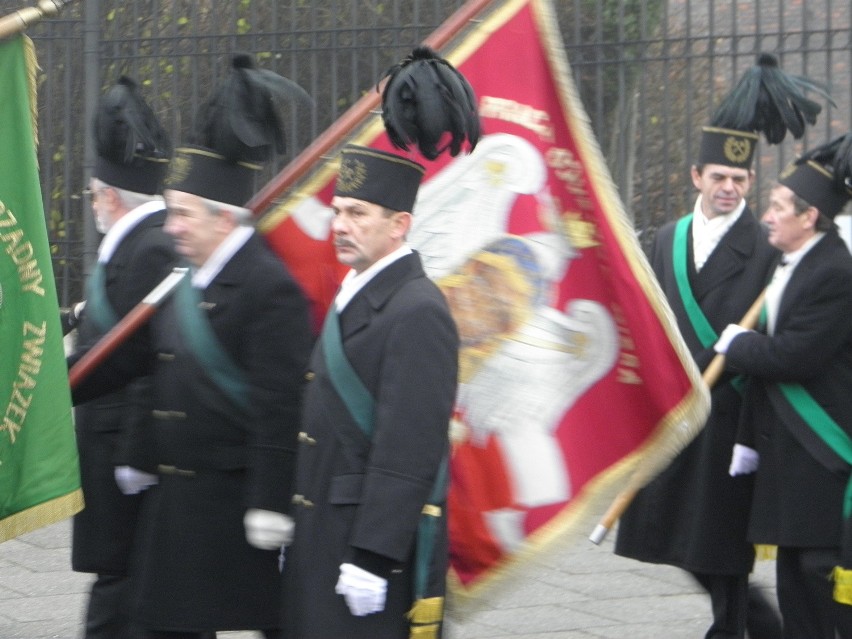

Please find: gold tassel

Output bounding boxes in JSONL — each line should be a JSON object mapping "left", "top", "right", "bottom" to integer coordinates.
{"left": 409, "top": 623, "right": 440, "bottom": 639}
{"left": 408, "top": 597, "right": 444, "bottom": 624}
{"left": 833, "top": 566, "right": 852, "bottom": 605}
{"left": 754, "top": 544, "right": 777, "bottom": 561}
{"left": 408, "top": 597, "right": 444, "bottom": 639}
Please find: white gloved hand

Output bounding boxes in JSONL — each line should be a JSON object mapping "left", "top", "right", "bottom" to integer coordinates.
{"left": 243, "top": 509, "right": 294, "bottom": 550}
{"left": 335, "top": 562, "right": 387, "bottom": 616}
{"left": 714, "top": 324, "right": 750, "bottom": 354}
{"left": 729, "top": 444, "right": 760, "bottom": 476}
{"left": 114, "top": 465, "right": 158, "bottom": 495}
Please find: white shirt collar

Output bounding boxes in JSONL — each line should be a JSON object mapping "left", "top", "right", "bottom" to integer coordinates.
{"left": 691, "top": 195, "right": 746, "bottom": 231}
{"left": 691, "top": 195, "right": 746, "bottom": 271}
{"left": 191, "top": 225, "right": 255, "bottom": 289}
{"left": 97, "top": 199, "right": 165, "bottom": 264}
{"left": 334, "top": 245, "right": 413, "bottom": 312}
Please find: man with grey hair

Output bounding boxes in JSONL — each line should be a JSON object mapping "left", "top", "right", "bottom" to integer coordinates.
{"left": 716, "top": 135, "right": 852, "bottom": 638}
{"left": 72, "top": 55, "right": 313, "bottom": 639}
{"left": 67, "top": 76, "right": 174, "bottom": 639}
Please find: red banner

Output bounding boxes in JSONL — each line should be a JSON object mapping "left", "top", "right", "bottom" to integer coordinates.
{"left": 258, "top": 0, "right": 708, "bottom": 599}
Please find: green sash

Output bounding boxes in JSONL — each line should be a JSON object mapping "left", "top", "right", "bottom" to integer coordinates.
{"left": 173, "top": 276, "right": 250, "bottom": 411}
{"left": 778, "top": 383, "right": 852, "bottom": 517}
{"left": 84, "top": 263, "right": 120, "bottom": 333}
{"left": 320, "top": 307, "right": 374, "bottom": 436}
{"left": 673, "top": 214, "right": 718, "bottom": 348}
{"left": 673, "top": 215, "right": 745, "bottom": 393}
{"left": 319, "top": 306, "right": 448, "bottom": 627}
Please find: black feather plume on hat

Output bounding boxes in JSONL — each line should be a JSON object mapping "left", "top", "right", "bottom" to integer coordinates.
{"left": 191, "top": 53, "right": 313, "bottom": 164}
{"left": 379, "top": 46, "right": 480, "bottom": 161}
{"left": 796, "top": 133, "right": 852, "bottom": 191}
{"left": 710, "top": 53, "right": 834, "bottom": 145}
{"left": 94, "top": 75, "right": 171, "bottom": 164}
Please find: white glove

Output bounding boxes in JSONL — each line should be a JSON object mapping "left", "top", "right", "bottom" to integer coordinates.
{"left": 729, "top": 444, "right": 760, "bottom": 476}
{"left": 114, "top": 465, "right": 158, "bottom": 495}
{"left": 714, "top": 324, "right": 750, "bottom": 354}
{"left": 243, "top": 509, "right": 294, "bottom": 550}
{"left": 335, "top": 562, "right": 387, "bottom": 616}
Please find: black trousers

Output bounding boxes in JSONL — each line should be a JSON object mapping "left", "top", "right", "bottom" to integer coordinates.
{"left": 84, "top": 574, "right": 145, "bottom": 639}
{"left": 691, "top": 571, "right": 782, "bottom": 639}
{"left": 776, "top": 546, "right": 852, "bottom": 639}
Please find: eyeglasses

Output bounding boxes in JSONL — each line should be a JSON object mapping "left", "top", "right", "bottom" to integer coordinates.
{"left": 77, "top": 187, "right": 109, "bottom": 200}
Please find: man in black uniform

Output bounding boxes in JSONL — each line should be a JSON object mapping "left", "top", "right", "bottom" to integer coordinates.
{"left": 616, "top": 54, "right": 829, "bottom": 638}
{"left": 72, "top": 55, "right": 313, "bottom": 639}
{"left": 283, "top": 145, "right": 459, "bottom": 639}
{"left": 68, "top": 76, "right": 174, "bottom": 639}
{"left": 717, "top": 135, "right": 852, "bottom": 638}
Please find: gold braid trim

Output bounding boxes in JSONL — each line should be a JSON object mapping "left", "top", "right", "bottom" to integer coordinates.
{"left": 833, "top": 566, "right": 852, "bottom": 605}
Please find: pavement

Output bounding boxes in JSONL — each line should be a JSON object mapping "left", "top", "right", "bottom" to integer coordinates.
{"left": 0, "top": 518, "right": 779, "bottom": 639}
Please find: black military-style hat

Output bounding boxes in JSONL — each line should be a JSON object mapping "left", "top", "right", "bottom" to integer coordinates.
{"left": 697, "top": 54, "right": 830, "bottom": 169}
{"left": 164, "top": 53, "right": 311, "bottom": 206}
{"left": 333, "top": 145, "right": 425, "bottom": 213}
{"left": 165, "top": 146, "right": 261, "bottom": 207}
{"left": 698, "top": 127, "right": 760, "bottom": 170}
{"left": 779, "top": 133, "right": 852, "bottom": 218}
{"left": 93, "top": 76, "right": 171, "bottom": 195}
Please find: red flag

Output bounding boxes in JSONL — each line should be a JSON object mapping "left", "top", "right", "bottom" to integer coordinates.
{"left": 258, "top": 0, "right": 708, "bottom": 600}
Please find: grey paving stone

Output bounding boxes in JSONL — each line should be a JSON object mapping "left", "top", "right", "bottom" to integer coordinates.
{"left": 0, "top": 520, "right": 778, "bottom": 638}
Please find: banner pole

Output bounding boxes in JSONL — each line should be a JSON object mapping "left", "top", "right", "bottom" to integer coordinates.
{"left": 245, "top": 0, "right": 496, "bottom": 217}
{"left": 65, "top": 0, "right": 495, "bottom": 389}
{"left": 589, "top": 288, "right": 768, "bottom": 544}
{"left": 67, "top": 268, "right": 188, "bottom": 389}
{"left": 0, "top": 1, "right": 81, "bottom": 40}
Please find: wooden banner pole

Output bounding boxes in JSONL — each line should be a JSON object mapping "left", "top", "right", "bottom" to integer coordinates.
{"left": 589, "top": 288, "right": 767, "bottom": 544}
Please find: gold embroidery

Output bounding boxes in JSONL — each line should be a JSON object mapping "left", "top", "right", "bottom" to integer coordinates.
{"left": 723, "top": 136, "right": 752, "bottom": 164}
{"left": 166, "top": 152, "right": 191, "bottom": 185}
{"left": 337, "top": 157, "right": 368, "bottom": 193}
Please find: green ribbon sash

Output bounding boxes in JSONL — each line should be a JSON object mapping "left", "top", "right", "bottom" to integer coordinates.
{"left": 173, "top": 276, "right": 249, "bottom": 411}
{"left": 319, "top": 306, "right": 448, "bottom": 608}
{"left": 673, "top": 215, "right": 746, "bottom": 393}
{"left": 778, "top": 383, "right": 852, "bottom": 518}
{"left": 673, "top": 214, "right": 718, "bottom": 348}
{"left": 320, "top": 307, "right": 374, "bottom": 436}
{"left": 84, "top": 263, "right": 120, "bottom": 333}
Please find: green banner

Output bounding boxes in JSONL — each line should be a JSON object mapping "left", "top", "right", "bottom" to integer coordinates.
{"left": 0, "top": 35, "right": 82, "bottom": 543}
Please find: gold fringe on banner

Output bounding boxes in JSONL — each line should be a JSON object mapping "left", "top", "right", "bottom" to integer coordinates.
{"left": 23, "top": 35, "right": 38, "bottom": 142}
{"left": 0, "top": 490, "right": 84, "bottom": 543}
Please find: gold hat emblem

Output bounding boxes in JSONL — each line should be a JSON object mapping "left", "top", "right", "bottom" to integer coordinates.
{"left": 337, "top": 157, "right": 368, "bottom": 193}
{"left": 165, "top": 152, "right": 192, "bottom": 186}
{"left": 723, "top": 136, "right": 752, "bottom": 165}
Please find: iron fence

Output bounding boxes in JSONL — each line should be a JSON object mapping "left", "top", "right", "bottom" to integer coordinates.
{"left": 1, "top": 0, "right": 850, "bottom": 305}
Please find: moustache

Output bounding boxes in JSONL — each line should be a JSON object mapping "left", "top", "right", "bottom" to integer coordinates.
{"left": 335, "top": 240, "right": 355, "bottom": 249}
